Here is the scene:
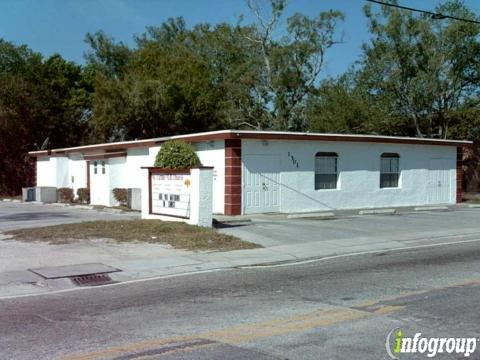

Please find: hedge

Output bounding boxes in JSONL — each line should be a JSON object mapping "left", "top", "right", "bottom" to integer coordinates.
{"left": 154, "top": 140, "right": 201, "bottom": 169}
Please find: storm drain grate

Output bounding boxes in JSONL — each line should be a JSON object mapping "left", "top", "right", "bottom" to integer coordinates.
{"left": 70, "top": 273, "right": 116, "bottom": 287}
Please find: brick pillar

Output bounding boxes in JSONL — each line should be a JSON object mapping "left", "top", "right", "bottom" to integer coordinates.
{"left": 456, "top": 146, "right": 464, "bottom": 203}
{"left": 225, "top": 139, "right": 242, "bottom": 215}
{"left": 31, "top": 158, "right": 37, "bottom": 187}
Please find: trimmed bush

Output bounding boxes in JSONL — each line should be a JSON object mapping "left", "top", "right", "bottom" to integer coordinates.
{"left": 113, "top": 188, "right": 128, "bottom": 206}
{"left": 77, "top": 188, "right": 90, "bottom": 204}
{"left": 154, "top": 140, "right": 201, "bottom": 169}
{"left": 57, "top": 187, "right": 74, "bottom": 203}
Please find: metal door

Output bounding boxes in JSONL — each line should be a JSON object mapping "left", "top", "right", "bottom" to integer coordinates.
{"left": 427, "top": 159, "right": 452, "bottom": 204}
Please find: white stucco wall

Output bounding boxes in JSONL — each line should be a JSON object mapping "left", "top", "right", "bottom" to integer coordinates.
{"left": 55, "top": 157, "right": 70, "bottom": 188}
{"left": 88, "top": 149, "right": 153, "bottom": 207}
{"left": 242, "top": 139, "right": 457, "bottom": 213}
{"left": 124, "top": 147, "right": 152, "bottom": 188}
{"left": 108, "top": 157, "right": 127, "bottom": 206}
{"left": 68, "top": 154, "right": 87, "bottom": 196}
{"left": 188, "top": 168, "right": 213, "bottom": 227}
{"left": 195, "top": 141, "right": 225, "bottom": 214}
{"left": 37, "top": 155, "right": 87, "bottom": 199}
{"left": 36, "top": 156, "right": 57, "bottom": 187}
{"left": 36, "top": 156, "right": 77, "bottom": 189}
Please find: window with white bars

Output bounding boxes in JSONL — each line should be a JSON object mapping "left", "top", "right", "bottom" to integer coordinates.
{"left": 315, "top": 152, "right": 338, "bottom": 190}
{"left": 380, "top": 153, "right": 400, "bottom": 188}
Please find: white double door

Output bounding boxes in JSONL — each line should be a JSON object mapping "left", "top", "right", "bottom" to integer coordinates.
{"left": 427, "top": 158, "right": 453, "bottom": 204}
{"left": 243, "top": 155, "right": 280, "bottom": 214}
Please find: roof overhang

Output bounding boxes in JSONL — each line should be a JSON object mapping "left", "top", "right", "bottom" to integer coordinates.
{"left": 28, "top": 130, "right": 473, "bottom": 158}
{"left": 83, "top": 151, "right": 127, "bottom": 161}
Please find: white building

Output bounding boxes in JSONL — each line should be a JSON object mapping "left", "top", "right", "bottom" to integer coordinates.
{"left": 29, "top": 130, "right": 470, "bottom": 215}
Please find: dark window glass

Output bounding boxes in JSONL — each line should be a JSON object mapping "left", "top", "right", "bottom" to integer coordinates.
{"left": 315, "top": 153, "right": 338, "bottom": 190}
{"left": 380, "top": 153, "right": 400, "bottom": 188}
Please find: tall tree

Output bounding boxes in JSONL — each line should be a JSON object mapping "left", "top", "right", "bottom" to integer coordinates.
{"left": 306, "top": 69, "right": 408, "bottom": 135}
{"left": 0, "top": 40, "right": 92, "bottom": 195}
{"left": 245, "top": 0, "right": 344, "bottom": 130}
{"left": 86, "top": 27, "right": 228, "bottom": 141}
{"left": 361, "top": 0, "right": 480, "bottom": 138}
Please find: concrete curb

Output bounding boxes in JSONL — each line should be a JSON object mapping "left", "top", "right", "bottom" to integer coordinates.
{"left": 468, "top": 204, "right": 480, "bottom": 208}
{"left": 213, "top": 219, "right": 252, "bottom": 225}
{"left": 3, "top": 236, "right": 480, "bottom": 300}
{"left": 70, "top": 205, "right": 96, "bottom": 210}
{"left": 358, "top": 209, "right": 396, "bottom": 215}
{"left": 287, "top": 212, "right": 335, "bottom": 219}
{"left": 50, "top": 203, "right": 69, "bottom": 207}
{"left": 414, "top": 206, "right": 449, "bottom": 211}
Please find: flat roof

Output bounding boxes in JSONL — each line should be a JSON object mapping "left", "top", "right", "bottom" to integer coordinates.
{"left": 28, "top": 129, "right": 472, "bottom": 157}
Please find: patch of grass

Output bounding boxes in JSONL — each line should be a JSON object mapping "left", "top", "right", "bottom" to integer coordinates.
{"left": 4, "top": 220, "right": 261, "bottom": 251}
{"left": 466, "top": 198, "right": 480, "bottom": 204}
{"left": 463, "top": 192, "right": 480, "bottom": 204}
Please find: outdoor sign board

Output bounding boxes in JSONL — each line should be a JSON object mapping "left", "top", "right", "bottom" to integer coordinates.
{"left": 150, "top": 171, "right": 191, "bottom": 218}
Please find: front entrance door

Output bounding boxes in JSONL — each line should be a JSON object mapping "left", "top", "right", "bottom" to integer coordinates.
{"left": 243, "top": 155, "right": 280, "bottom": 214}
{"left": 90, "top": 160, "right": 109, "bottom": 206}
{"left": 427, "top": 158, "right": 452, "bottom": 204}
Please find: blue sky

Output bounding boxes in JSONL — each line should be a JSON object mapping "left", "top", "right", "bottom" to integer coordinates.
{"left": 1, "top": 0, "right": 479, "bottom": 78}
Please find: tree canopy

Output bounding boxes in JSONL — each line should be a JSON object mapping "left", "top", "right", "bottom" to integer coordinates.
{"left": 308, "top": 0, "right": 480, "bottom": 140}
{"left": 0, "top": 40, "right": 92, "bottom": 194}
{"left": 1, "top": 0, "right": 480, "bottom": 194}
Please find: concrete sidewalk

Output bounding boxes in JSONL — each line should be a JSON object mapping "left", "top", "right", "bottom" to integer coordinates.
{"left": 1, "top": 223, "right": 480, "bottom": 298}
{"left": 0, "top": 203, "right": 479, "bottom": 298}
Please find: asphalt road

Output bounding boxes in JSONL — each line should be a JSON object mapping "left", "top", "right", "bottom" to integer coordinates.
{"left": 1, "top": 239, "right": 480, "bottom": 360}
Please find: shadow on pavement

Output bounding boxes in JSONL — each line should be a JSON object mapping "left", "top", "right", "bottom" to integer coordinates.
{"left": 0, "top": 212, "right": 70, "bottom": 222}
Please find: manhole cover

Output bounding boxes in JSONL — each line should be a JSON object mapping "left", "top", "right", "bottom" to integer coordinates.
{"left": 70, "top": 273, "right": 116, "bottom": 287}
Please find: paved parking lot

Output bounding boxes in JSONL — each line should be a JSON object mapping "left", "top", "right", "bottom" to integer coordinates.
{"left": 0, "top": 202, "right": 139, "bottom": 232}
{"left": 218, "top": 206, "right": 480, "bottom": 248}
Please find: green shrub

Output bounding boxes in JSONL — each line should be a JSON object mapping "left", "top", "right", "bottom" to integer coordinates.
{"left": 57, "top": 187, "right": 74, "bottom": 203}
{"left": 113, "top": 188, "right": 128, "bottom": 206}
{"left": 77, "top": 188, "right": 90, "bottom": 204}
{"left": 154, "top": 140, "right": 201, "bottom": 169}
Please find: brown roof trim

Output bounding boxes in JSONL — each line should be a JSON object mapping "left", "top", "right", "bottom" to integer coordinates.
{"left": 28, "top": 130, "right": 472, "bottom": 157}
{"left": 233, "top": 132, "right": 471, "bottom": 147}
{"left": 29, "top": 140, "right": 157, "bottom": 157}
{"left": 153, "top": 133, "right": 237, "bottom": 144}
{"left": 84, "top": 151, "right": 127, "bottom": 160}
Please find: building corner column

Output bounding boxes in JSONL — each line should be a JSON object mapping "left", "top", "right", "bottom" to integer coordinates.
{"left": 224, "top": 139, "right": 242, "bottom": 215}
